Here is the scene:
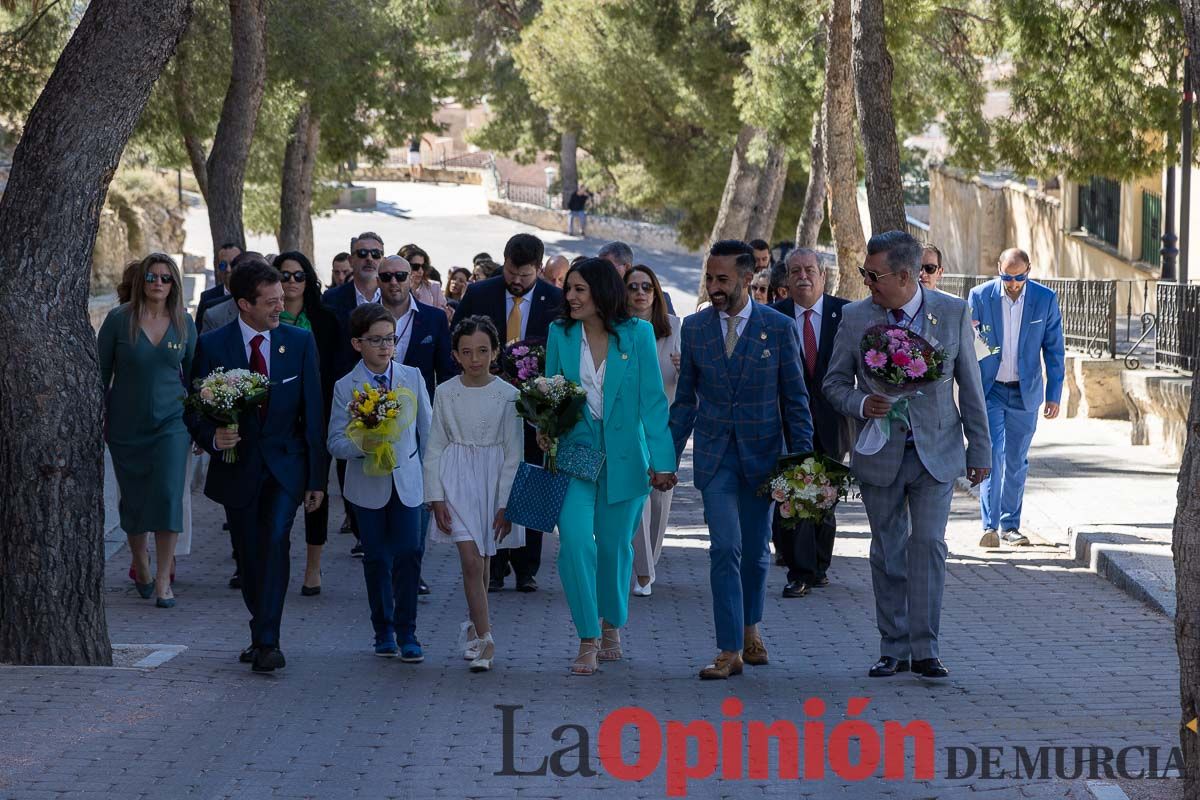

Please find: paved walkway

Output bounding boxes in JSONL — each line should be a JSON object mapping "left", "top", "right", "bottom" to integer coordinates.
{"left": 0, "top": 431, "right": 1183, "bottom": 799}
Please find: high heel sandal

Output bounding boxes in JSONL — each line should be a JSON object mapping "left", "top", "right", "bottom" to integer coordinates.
{"left": 469, "top": 633, "right": 495, "bottom": 672}
{"left": 460, "top": 621, "right": 481, "bottom": 660}
{"left": 598, "top": 624, "right": 622, "bottom": 662}
{"left": 570, "top": 640, "right": 601, "bottom": 676}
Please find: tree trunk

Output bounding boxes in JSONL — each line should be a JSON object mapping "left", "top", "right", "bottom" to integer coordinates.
{"left": 170, "top": 42, "right": 210, "bottom": 203}
{"left": 709, "top": 124, "right": 762, "bottom": 245}
{"left": 559, "top": 129, "right": 578, "bottom": 210}
{"left": 824, "top": 0, "right": 867, "bottom": 300}
{"left": 852, "top": 0, "right": 907, "bottom": 234}
{"left": 745, "top": 139, "right": 788, "bottom": 244}
{"left": 205, "top": 0, "right": 268, "bottom": 254}
{"left": 0, "top": 0, "right": 192, "bottom": 666}
{"left": 796, "top": 106, "right": 827, "bottom": 248}
{"left": 278, "top": 100, "right": 321, "bottom": 260}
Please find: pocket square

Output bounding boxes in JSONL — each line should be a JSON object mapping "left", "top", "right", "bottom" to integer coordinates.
{"left": 420, "top": 335, "right": 433, "bottom": 344}
{"left": 761, "top": 349, "right": 772, "bottom": 358}
{"left": 279, "top": 375, "right": 298, "bottom": 385}
{"left": 1030, "top": 319, "right": 1044, "bottom": 324}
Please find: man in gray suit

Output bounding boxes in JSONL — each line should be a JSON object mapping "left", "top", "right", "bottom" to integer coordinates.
{"left": 824, "top": 231, "right": 990, "bottom": 680}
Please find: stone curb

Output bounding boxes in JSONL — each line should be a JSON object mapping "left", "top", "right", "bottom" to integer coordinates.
{"left": 1068, "top": 525, "right": 1175, "bottom": 618}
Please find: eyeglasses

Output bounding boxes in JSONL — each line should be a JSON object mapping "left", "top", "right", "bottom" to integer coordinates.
{"left": 144, "top": 273, "right": 174, "bottom": 284}
{"left": 355, "top": 335, "right": 400, "bottom": 348}
{"left": 920, "top": 264, "right": 940, "bottom": 275}
{"left": 355, "top": 248, "right": 384, "bottom": 260}
{"left": 378, "top": 272, "right": 409, "bottom": 283}
{"left": 626, "top": 281, "right": 653, "bottom": 294}
{"left": 278, "top": 270, "right": 307, "bottom": 283}
{"left": 858, "top": 266, "right": 897, "bottom": 283}
{"left": 1000, "top": 272, "right": 1029, "bottom": 282}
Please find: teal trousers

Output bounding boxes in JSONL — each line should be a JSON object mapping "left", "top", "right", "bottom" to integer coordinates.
{"left": 556, "top": 421, "right": 648, "bottom": 639}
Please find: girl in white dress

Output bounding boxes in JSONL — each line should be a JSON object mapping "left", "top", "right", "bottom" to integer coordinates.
{"left": 424, "top": 316, "right": 524, "bottom": 671}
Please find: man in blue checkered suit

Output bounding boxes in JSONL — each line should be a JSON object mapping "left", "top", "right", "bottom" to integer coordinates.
{"left": 669, "top": 240, "right": 814, "bottom": 680}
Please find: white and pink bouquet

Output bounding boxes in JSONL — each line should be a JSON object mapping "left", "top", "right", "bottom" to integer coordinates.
{"left": 515, "top": 374, "right": 586, "bottom": 472}
{"left": 762, "top": 454, "right": 852, "bottom": 527}
{"left": 856, "top": 324, "right": 946, "bottom": 454}
{"left": 185, "top": 368, "right": 270, "bottom": 463}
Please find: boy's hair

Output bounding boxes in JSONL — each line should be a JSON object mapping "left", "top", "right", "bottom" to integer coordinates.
{"left": 349, "top": 302, "right": 395, "bottom": 339}
{"left": 451, "top": 315, "right": 501, "bottom": 351}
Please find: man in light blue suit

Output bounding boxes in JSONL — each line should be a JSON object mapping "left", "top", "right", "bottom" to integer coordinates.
{"left": 968, "top": 248, "right": 1065, "bottom": 548}
{"left": 670, "top": 240, "right": 813, "bottom": 680}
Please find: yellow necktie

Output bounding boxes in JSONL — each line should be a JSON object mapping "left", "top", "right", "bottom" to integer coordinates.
{"left": 724, "top": 315, "right": 739, "bottom": 356}
{"left": 507, "top": 296, "right": 524, "bottom": 343}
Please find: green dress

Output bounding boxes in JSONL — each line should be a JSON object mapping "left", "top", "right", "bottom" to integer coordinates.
{"left": 97, "top": 304, "right": 197, "bottom": 534}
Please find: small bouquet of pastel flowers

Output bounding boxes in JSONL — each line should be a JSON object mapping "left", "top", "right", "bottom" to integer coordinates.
{"left": 186, "top": 368, "right": 270, "bottom": 463}
{"left": 763, "top": 453, "right": 853, "bottom": 528}
{"left": 345, "top": 383, "right": 417, "bottom": 476}
{"left": 856, "top": 324, "right": 946, "bottom": 455}
{"left": 496, "top": 338, "right": 546, "bottom": 386}
{"left": 514, "top": 374, "right": 586, "bottom": 472}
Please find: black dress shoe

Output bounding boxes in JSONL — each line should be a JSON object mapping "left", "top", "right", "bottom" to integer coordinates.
{"left": 350, "top": 542, "right": 364, "bottom": 558}
{"left": 516, "top": 576, "right": 538, "bottom": 593}
{"left": 488, "top": 577, "right": 504, "bottom": 593}
{"left": 812, "top": 576, "right": 830, "bottom": 588}
{"left": 252, "top": 647, "right": 286, "bottom": 672}
{"left": 300, "top": 585, "right": 321, "bottom": 597}
{"left": 868, "top": 656, "right": 910, "bottom": 677}
{"left": 239, "top": 645, "right": 257, "bottom": 663}
{"left": 782, "top": 581, "right": 810, "bottom": 598}
{"left": 418, "top": 578, "right": 430, "bottom": 596}
{"left": 228, "top": 571, "right": 242, "bottom": 589}
{"left": 912, "top": 658, "right": 949, "bottom": 679}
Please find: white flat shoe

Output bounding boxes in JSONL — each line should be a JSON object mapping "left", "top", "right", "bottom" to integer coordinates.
{"left": 470, "top": 633, "right": 495, "bottom": 672}
{"left": 632, "top": 582, "right": 652, "bottom": 597}
{"left": 460, "top": 621, "right": 479, "bottom": 660}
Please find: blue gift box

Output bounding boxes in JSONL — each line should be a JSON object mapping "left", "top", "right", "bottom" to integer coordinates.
{"left": 555, "top": 441, "right": 605, "bottom": 482}
{"left": 505, "top": 462, "right": 571, "bottom": 532}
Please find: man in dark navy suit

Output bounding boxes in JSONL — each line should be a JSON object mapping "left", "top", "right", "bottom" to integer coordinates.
{"left": 379, "top": 255, "right": 454, "bottom": 400}
{"left": 452, "top": 233, "right": 563, "bottom": 592}
{"left": 770, "top": 248, "right": 850, "bottom": 597}
{"left": 194, "top": 242, "right": 242, "bottom": 331}
{"left": 188, "top": 258, "right": 326, "bottom": 673}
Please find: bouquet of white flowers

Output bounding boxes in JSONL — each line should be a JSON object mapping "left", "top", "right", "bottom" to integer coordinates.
{"left": 515, "top": 374, "right": 586, "bottom": 472}
{"left": 185, "top": 368, "right": 270, "bottom": 463}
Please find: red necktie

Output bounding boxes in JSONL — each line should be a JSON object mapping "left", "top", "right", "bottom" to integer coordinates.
{"left": 802, "top": 309, "right": 818, "bottom": 377}
{"left": 250, "top": 334, "right": 268, "bottom": 422}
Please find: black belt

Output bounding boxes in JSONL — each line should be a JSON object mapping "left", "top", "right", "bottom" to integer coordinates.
{"left": 997, "top": 380, "right": 1020, "bottom": 389}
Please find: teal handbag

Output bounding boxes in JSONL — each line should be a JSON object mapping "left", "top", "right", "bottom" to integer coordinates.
{"left": 555, "top": 441, "right": 605, "bottom": 482}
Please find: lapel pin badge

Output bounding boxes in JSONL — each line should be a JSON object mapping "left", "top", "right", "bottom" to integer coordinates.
{"left": 278, "top": 345, "right": 286, "bottom": 354}
{"left": 760, "top": 332, "right": 767, "bottom": 340}
{"left": 621, "top": 353, "right": 629, "bottom": 360}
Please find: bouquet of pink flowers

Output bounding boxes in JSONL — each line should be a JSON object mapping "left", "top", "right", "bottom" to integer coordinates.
{"left": 762, "top": 453, "right": 852, "bottom": 528}
{"left": 496, "top": 338, "right": 546, "bottom": 387}
{"left": 856, "top": 324, "right": 946, "bottom": 454}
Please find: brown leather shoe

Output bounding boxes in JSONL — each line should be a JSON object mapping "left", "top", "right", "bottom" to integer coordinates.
{"left": 743, "top": 632, "right": 769, "bottom": 666}
{"left": 699, "top": 651, "right": 744, "bottom": 680}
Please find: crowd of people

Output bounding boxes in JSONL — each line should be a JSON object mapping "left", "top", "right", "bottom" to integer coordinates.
{"left": 98, "top": 224, "right": 1065, "bottom": 681}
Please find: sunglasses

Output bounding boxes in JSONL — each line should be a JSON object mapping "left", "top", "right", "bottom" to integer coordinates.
{"left": 355, "top": 335, "right": 400, "bottom": 347}
{"left": 409, "top": 261, "right": 426, "bottom": 270}
{"left": 355, "top": 248, "right": 384, "bottom": 260}
{"left": 144, "top": 273, "right": 174, "bottom": 284}
{"left": 626, "top": 281, "right": 653, "bottom": 294}
{"left": 278, "top": 270, "right": 307, "bottom": 283}
{"left": 858, "top": 266, "right": 897, "bottom": 283}
{"left": 378, "top": 272, "right": 409, "bottom": 283}
{"left": 920, "top": 264, "right": 940, "bottom": 274}
{"left": 1000, "top": 272, "right": 1029, "bottom": 282}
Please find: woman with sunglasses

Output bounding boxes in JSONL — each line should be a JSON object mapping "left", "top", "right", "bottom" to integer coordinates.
{"left": 624, "top": 265, "right": 682, "bottom": 598}
{"left": 398, "top": 244, "right": 446, "bottom": 309}
{"left": 97, "top": 254, "right": 196, "bottom": 608}
{"left": 274, "top": 252, "right": 341, "bottom": 596}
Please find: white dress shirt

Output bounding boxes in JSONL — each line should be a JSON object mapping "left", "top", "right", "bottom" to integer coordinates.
{"left": 505, "top": 290, "right": 532, "bottom": 341}
{"left": 237, "top": 316, "right": 271, "bottom": 377}
{"left": 793, "top": 295, "right": 825, "bottom": 359}
{"left": 579, "top": 335, "right": 606, "bottom": 420}
{"left": 354, "top": 282, "right": 382, "bottom": 306}
{"left": 997, "top": 288, "right": 1025, "bottom": 383}
{"left": 391, "top": 303, "right": 417, "bottom": 363}
{"left": 718, "top": 298, "right": 754, "bottom": 340}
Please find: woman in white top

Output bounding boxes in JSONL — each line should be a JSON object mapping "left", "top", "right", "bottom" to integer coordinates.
{"left": 624, "top": 265, "right": 681, "bottom": 596}
{"left": 424, "top": 316, "right": 524, "bottom": 671}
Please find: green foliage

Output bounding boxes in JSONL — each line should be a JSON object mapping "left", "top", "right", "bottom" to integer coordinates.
{"left": 0, "top": 0, "right": 76, "bottom": 127}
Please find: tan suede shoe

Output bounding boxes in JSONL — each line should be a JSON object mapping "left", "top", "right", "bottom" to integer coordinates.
{"left": 699, "top": 651, "right": 744, "bottom": 680}
{"left": 743, "top": 633, "right": 769, "bottom": 666}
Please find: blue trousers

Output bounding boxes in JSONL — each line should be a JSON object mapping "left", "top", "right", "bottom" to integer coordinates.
{"left": 226, "top": 472, "right": 299, "bottom": 649}
{"left": 701, "top": 445, "right": 773, "bottom": 652}
{"left": 353, "top": 488, "right": 422, "bottom": 644}
{"left": 979, "top": 382, "right": 1038, "bottom": 531}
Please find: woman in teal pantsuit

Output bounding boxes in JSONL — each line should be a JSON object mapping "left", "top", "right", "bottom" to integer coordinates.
{"left": 543, "top": 258, "right": 677, "bottom": 676}
{"left": 97, "top": 253, "right": 195, "bottom": 608}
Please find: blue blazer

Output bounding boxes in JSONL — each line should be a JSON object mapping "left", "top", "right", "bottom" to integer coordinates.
{"left": 545, "top": 318, "right": 676, "bottom": 505}
{"left": 968, "top": 278, "right": 1066, "bottom": 411}
{"left": 323, "top": 280, "right": 363, "bottom": 380}
{"left": 397, "top": 299, "right": 455, "bottom": 399}
{"left": 669, "top": 302, "right": 814, "bottom": 491}
{"left": 187, "top": 320, "right": 327, "bottom": 509}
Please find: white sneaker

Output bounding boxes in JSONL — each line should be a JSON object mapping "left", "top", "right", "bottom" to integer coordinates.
{"left": 632, "top": 582, "right": 652, "bottom": 597}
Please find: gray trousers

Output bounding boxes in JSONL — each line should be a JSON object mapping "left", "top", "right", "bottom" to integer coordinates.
{"left": 858, "top": 447, "right": 953, "bottom": 661}
{"left": 632, "top": 487, "right": 674, "bottom": 583}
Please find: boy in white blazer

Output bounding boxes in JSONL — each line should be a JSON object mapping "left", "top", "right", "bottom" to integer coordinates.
{"left": 328, "top": 304, "right": 432, "bottom": 661}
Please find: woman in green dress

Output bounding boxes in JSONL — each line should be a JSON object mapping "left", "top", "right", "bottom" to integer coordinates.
{"left": 97, "top": 253, "right": 196, "bottom": 608}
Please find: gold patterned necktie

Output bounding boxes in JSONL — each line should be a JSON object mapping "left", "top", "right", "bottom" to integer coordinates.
{"left": 506, "top": 296, "right": 524, "bottom": 343}
{"left": 724, "top": 315, "right": 739, "bottom": 356}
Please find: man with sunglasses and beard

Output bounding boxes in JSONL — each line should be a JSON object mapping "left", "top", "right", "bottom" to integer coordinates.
{"left": 968, "top": 248, "right": 1064, "bottom": 548}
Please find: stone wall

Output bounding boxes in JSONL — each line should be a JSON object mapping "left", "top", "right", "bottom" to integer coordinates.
{"left": 488, "top": 197, "right": 698, "bottom": 257}
{"left": 352, "top": 165, "right": 483, "bottom": 185}
{"left": 92, "top": 170, "right": 187, "bottom": 295}
{"left": 1121, "top": 369, "right": 1192, "bottom": 463}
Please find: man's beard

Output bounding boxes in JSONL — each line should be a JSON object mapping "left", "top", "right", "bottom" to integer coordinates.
{"left": 506, "top": 281, "right": 534, "bottom": 297}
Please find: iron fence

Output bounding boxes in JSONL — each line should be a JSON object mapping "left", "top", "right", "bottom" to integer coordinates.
{"left": 501, "top": 181, "right": 559, "bottom": 209}
{"left": 1154, "top": 282, "right": 1200, "bottom": 373}
{"left": 438, "top": 151, "right": 494, "bottom": 170}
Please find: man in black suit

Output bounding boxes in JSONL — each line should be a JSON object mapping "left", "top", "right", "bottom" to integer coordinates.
{"left": 770, "top": 247, "right": 850, "bottom": 597}
{"left": 452, "top": 233, "right": 563, "bottom": 592}
{"left": 194, "top": 242, "right": 242, "bottom": 331}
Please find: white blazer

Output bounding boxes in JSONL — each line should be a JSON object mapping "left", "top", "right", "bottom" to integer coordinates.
{"left": 327, "top": 361, "right": 432, "bottom": 509}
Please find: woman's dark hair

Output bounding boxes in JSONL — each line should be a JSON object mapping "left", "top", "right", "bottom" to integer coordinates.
{"left": 116, "top": 259, "right": 141, "bottom": 304}
{"left": 398, "top": 243, "right": 430, "bottom": 268}
{"left": 274, "top": 251, "right": 323, "bottom": 313}
{"left": 557, "top": 257, "right": 630, "bottom": 342}
{"left": 451, "top": 314, "right": 501, "bottom": 351}
{"left": 625, "top": 264, "right": 672, "bottom": 340}
{"left": 449, "top": 266, "right": 471, "bottom": 282}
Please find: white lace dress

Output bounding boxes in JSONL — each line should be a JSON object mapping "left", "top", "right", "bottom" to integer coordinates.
{"left": 423, "top": 376, "right": 526, "bottom": 556}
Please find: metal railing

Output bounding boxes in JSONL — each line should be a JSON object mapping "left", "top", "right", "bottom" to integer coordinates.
{"left": 936, "top": 274, "right": 990, "bottom": 300}
{"left": 1154, "top": 282, "right": 1200, "bottom": 373}
{"left": 438, "top": 151, "right": 494, "bottom": 170}
{"left": 500, "top": 181, "right": 560, "bottom": 209}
